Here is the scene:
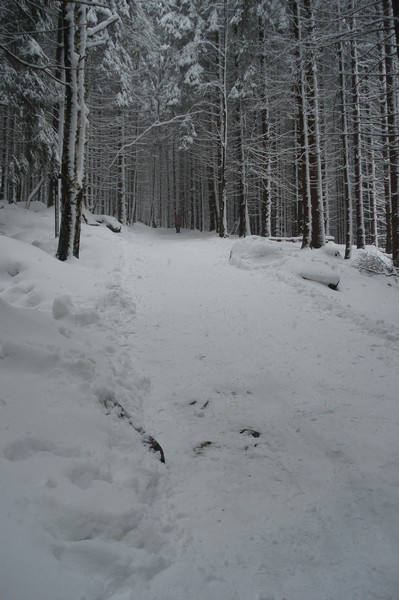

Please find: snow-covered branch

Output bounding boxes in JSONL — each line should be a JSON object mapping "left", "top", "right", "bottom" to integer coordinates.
{"left": 0, "top": 44, "right": 66, "bottom": 85}
{"left": 87, "top": 14, "right": 120, "bottom": 38}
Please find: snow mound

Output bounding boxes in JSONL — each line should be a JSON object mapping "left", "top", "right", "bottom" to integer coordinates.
{"left": 299, "top": 268, "right": 340, "bottom": 289}
{"left": 230, "top": 236, "right": 341, "bottom": 288}
{"left": 83, "top": 208, "right": 122, "bottom": 232}
{"left": 229, "top": 236, "right": 286, "bottom": 268}
{"left": 52, "top": 294, "right": 100, "bottom": 326}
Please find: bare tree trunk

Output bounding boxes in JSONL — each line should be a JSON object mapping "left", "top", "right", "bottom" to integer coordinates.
{"left": 383, "top": 0, "right": 399, "bottom": 266}
{"left": 57, "top": 2, "right": 117, "bottom": 260}
{"left": 57, "top": 2, "right": 78, "bottom": 262}
{"left": 217, "top": 0, "right": 229, "bottom": 238}
{"left": 304, "top": 0, "right": 325, "bottom": 249}
{"left": 338, "top": 2, "right": 353, "bottom": 259}
{"left": 350, "top": 1, "right": 366, "bottom": 250}
{"left": 238, "top": 99, "right": 250, "bottom": 237}
{"left": 118, "top": 111, "right": 127, "bottom": 225}
{"left": 73, "top": 3, "right": 88, "bottom": 259}
{"left": 0, "top": 108, "right": 10, "bottom": 204}
{"left": 379, "top": 29, "right": 393, "bottom": 253}
{"left": 293, "top": 0, "right": 312, "bottom": 248}
{"left": 259, "top": 23, "right": 272, "bottom": 238}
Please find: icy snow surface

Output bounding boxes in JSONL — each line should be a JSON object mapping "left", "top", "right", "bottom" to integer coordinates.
{"left": 0, "top": 203, "right": 399, "bottom": 600}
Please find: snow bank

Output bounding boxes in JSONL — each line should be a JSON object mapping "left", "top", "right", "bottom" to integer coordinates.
{"left": 229, "top": 235, "right": 287, "bottom": 267}
{"left": 0, "top": 204, "right": 168, "bottom": 600}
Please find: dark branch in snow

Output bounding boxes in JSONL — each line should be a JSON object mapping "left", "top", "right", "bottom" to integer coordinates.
{"left": 98, "top": 394, "right": 165, "bottom": 464}
{"left": 358, "top": 267, "right": 398, "bottom": 278}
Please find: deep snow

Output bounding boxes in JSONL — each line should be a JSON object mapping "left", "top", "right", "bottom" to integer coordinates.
{"left": 0, "top": 202, "right": 398, "bottom": 600}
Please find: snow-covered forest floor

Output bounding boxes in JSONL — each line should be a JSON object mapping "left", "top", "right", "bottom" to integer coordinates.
{"left": 1, "top": 202, "right": 398, "bottom": 600}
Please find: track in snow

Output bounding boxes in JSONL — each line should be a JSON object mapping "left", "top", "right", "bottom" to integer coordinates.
{"left": 120, "top": 226, "right": 399, "bottom": 600}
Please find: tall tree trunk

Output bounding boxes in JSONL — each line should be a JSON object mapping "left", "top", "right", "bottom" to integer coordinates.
{"left": 57, "top": 2, "right": 78, "bottom": 262}
{"left": 305, "top": 0, "right": 325, "bottom": 249}
{"left": 259, "top": 23, "right": 272, "bottom": 238}
{"left": 118, "top": 111, "right": 127, "bottom": 225}
{"left": 383, "top": 0, "right": 399, "bottom": 266}
{"left": 73, "top": 3, "right": 88, "bottom": 259}
{"left": 378, "top": 30, "right": 393, "bottom": 253}
{"left": 217, "top": 1, "right": 229, "bottom": 238}
{"left": 293, "top": 0, "right": 311, "bottom": 248}
{"left": 350, "top": 1, "right": 366, "bottom": 250}
{"left": 48, "top": 5, "right": 65, "bottom": 230}
{"left": 338, "top": 2, "right": 353, "bottom": 259}
{"left": 238, "top": 99, "right": 250, "bottom": 237}
{"left": 57, "top": 2, "right": 87, "bottom": 261}
{"left": 1, "top": 108, "right": 10, "bottom": 204}
{"left": 391, "top": 0, "right": 399, "bottom": 57}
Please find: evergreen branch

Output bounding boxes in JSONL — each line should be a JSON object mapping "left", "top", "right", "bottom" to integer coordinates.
{"left": 0, "top": 44, "right": 66, "bottom": 85}
{"left": 87, "top": 14, "right": 120, "bottom": 37}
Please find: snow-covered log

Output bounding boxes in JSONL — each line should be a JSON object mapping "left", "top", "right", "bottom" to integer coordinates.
{"left": 300, "top": 269, "right": 340, "bottom": 289}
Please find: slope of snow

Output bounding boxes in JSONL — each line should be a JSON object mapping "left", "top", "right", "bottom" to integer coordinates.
{"left": 0, "top": 203, "right": 398, "bottom": 600}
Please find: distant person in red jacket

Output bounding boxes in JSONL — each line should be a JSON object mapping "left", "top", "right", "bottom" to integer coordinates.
{"left": 175, "top": 213, "right": 182, "bottom": 233}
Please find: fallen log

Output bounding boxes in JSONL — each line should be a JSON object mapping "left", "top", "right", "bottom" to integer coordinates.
{"left": 300, "top": 269, "right": 340, "bottom": 290}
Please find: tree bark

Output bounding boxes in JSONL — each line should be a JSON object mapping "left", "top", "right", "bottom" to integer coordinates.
{"left": 383, "top": 0, "right": 399, "bottom": 267}
{"left": 350, "top": 1, "right": 366, "bottom": 250}
{"left": 338, "top": 2, "right": 353, "bottom": 259}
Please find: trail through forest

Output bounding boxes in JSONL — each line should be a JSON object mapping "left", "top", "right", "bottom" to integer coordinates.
{"left": 1, "top": 207, "right": 398, "bottom": 600}
{"left": 118, "top": 226, "right": 399, "bottom": 600}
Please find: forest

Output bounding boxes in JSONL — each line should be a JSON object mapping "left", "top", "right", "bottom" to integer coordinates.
{"left": 1, "top": 0, "right": 398, "bottom": 266}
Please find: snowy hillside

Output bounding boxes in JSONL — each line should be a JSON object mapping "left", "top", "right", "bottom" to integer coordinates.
{"left": 0, "top": 202, "right": 398, "bottom": 600}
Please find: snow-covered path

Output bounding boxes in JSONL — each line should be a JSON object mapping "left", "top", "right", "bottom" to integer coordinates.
{"left": 120, "top": 227, "right": 399, "bottom": 600}
{"left": 1, "top": 207, "right": 398, "bottom": 600}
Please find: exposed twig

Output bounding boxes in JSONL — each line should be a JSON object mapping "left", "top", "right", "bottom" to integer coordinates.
{"left": 99, "top": 395, "right": 165, "bottom": 464}
{"left": 359, "top": 266, "right": 398, "bottom": 278}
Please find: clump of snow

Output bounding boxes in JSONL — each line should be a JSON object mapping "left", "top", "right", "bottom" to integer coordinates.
{"left": 300, "top": 268, "right": 340, "bottom": 289}
{"left": 52, "top": 294, "right": 74, "bottom": 319}
{"left": 230, "top": 236, "right": 342, "bottom": 287}
{"left": 229, "top": 235, "right": 287, "bottom": 268}
{"left": 83, "top": 208, "right": 122, "bottom": 232}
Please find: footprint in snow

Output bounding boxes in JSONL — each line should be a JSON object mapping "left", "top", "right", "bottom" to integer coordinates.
{"left": 2, "top": 437, "right": 80, "bottom": 461}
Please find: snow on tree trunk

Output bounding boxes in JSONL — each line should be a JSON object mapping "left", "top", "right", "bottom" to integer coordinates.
{"left": 383, "top": 0, "right": 399, "bottom": 267}
{"left": 294, "top": 0, "right": 311, "bottom": 249}
{"left": 378, "top": 28, "right": 393, "bottom": 254}
{"left": 57, "top": 2, "right": 78, "bottom": 262}
{"left": 57, "top": 2, "right": 118, "bottom": 261}
{"left": 238, "top": 99, "right": 250, "bottom": 237}
{"left": 118, "top": 112, "right": 127, "bottom": 226}
{"left": 259, "top": 25, "right": 271, "bottom": 238}
{"left": 309, "top": 2, "right": 325, "bottom": 249}
{"left": 217, "top": 1, "right": 229, "bottom": 239}
{"left": 73, "top": 3, "right": 88, "bottom": 259}
{"left": 338, "top": 2, "right": 353, "bottom": 260}
{"left": 350, "top": 4, "right": 366, "bottom": 251}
